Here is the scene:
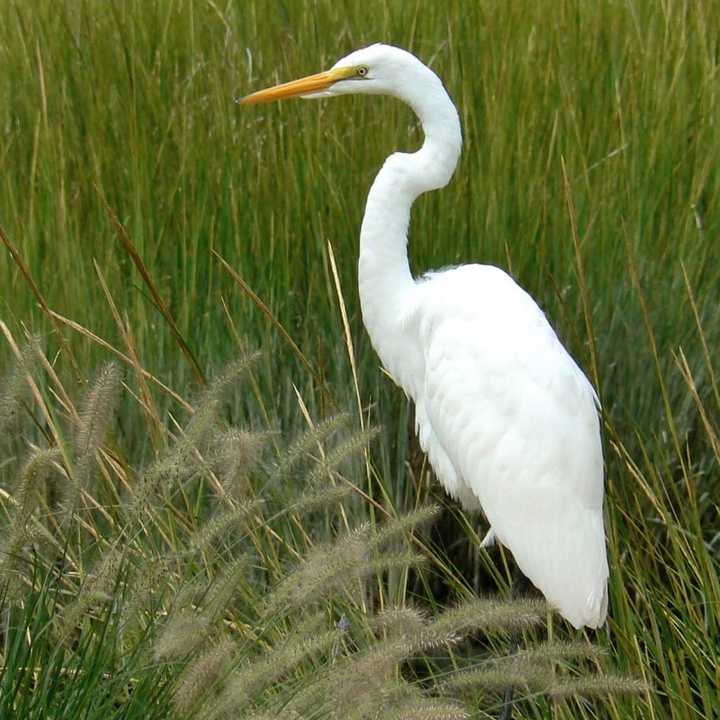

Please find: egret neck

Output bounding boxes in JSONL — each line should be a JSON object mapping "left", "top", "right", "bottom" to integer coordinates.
{"left": 357, "top": 64, "right": 462, "bottom": 394}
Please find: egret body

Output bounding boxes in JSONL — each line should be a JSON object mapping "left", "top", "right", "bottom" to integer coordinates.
{"left": 242, "top": 44, "right": 609, "bottom": 630}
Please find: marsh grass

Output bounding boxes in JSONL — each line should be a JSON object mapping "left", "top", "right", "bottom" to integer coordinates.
{"left": 0, "top": 347, "right": 637, "bottom": 719}
{"left": 1, "top": 0, "right": 719, "bottom": 717}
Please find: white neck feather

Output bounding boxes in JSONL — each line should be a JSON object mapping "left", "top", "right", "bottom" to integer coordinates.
{"left": 358, "top": 63, "right": 462, "bottom": 393}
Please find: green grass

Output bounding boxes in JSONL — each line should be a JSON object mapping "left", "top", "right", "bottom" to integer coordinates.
{"left": 0, "top": 353, "right": 641, "bottom": 719}
{"left": 1, "top": 0, "right": 719, "bottom": 717}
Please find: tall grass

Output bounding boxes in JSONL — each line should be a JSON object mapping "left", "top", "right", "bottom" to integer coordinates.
{"left": 0, "top": 343, "right": 640, "bottom": 719}
{"left": 1, "top": 0, "right": 718, "bottom": 717}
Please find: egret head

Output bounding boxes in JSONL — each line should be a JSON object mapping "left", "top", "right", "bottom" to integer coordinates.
{"left": 240, "top": 44, "right": 436, "bottom": 106}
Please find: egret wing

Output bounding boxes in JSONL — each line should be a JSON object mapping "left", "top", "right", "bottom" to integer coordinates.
{"left": 415, "top": 264, "right": 608, "bottom": 628}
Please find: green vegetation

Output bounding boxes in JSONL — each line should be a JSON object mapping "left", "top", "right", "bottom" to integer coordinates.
{"left": 0, "top": 350, "right": 642, "bottom": 719}
{"left": 1, "top": 0, "right": 718, "bottom": 717}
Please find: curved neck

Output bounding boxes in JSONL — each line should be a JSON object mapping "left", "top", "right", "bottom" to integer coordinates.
{"left": 358, "top": 66, "right": 462, "bottom": 389}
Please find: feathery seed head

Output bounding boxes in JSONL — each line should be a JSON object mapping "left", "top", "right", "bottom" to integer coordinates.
{"left": 201, "top": 555, "right": 252, "bottom": 623}
{"left": 371, "top": 605, "right": 427, "bottom": 639}
{"left": 440, "top": 661, "right": 553, "bottom": 695}
{"left": 368, "top": 505, "right": 441, "bottom": 552}
{"left": 74, "top": 362, "right": 121, "bottom": 483}
{"left": 516, "top": 640, "right": 609, "bottom": 664}
{"left": 0, "top": 336, "right": 39, "bottom": 437}
{"left": 172, "top": 636, "right": 236, "bottom": 714}
{"left": 548, "top": 674, "right": 650, "bottom": 698}
{"left": 304, "top": 426, "right": 379, "bottom": 486}
{"left": 190, "top": 501, "right": 263, "bottom": 553}
{"left": 211, "top": 428, "right": 269, "bottom": 500}
{"left": 387, "top": 700, "right": 470, "bottom": 720}
{"left": 290, "top": 481, "right": 353, "bottom": 515}
{"left": 273, "top": 412, "right": 351, "bottom": 481}
{"left": 213, "top": 629, "right": 339, "bottom": 715}
{"left": 154, "top": 610, "right": 212, "bottom": 660}
{"left": 15, "top": 447, "right": 62, "bottom": 521}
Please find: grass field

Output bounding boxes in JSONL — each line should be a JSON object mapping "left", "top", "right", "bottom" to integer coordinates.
{"left": 1, "top": 1, "right": 719, "bottom": 718}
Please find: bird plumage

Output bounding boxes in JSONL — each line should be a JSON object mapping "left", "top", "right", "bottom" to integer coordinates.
{"left": 242, "top": 43, "right": 609, "bottom": 629}
{"left": 413, "top": 264, "right": 608, "bottom": 628}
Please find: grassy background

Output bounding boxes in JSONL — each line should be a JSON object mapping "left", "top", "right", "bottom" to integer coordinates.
{"left": 1, "top": 0, "right": 719, "bottom": 717}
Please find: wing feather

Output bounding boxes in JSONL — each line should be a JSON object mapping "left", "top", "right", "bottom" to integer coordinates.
{"left": 413, "top": 264, "right": 608, "bottom": 628}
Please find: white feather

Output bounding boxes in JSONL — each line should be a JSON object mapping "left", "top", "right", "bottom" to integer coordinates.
{"left": 415, "top": 265, "right": 608, "bottom": 628}
{"left": 342, "top": 45, "right": 609, "bottom": 629}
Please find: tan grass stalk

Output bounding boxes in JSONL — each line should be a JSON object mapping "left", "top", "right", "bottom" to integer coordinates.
{"left": 172, "top": 636, "right": 236, "bottom": 714}
{"left": 0, "top": 335, "right": 38, "bottom": 435}
{"left": 547, "top": 674, "right": 649, "bottom": 698}
{"left": 154, "top": 610, "right": 212, "bottom": 660}
{"left": 74, "top": 362, "right": 121, "bottom": 487}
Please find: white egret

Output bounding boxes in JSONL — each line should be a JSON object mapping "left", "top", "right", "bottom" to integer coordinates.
{"left": 242, "top": 44, "right": 609, "bottom": 631}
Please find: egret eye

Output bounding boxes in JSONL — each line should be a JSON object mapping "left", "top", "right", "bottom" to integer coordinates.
{"left": 356, "top": 65, "right": 368, "bottom": 77}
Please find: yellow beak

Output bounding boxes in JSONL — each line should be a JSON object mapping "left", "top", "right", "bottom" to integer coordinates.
{"left": 239, "top": 66, "right": 357, "bottom": 105}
